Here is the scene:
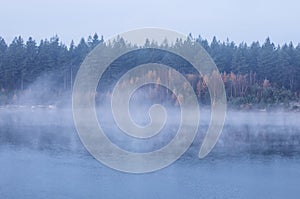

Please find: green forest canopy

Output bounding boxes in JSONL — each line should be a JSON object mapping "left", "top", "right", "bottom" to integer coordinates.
{"left": 0, "top": 33, "right": 299, "bottom": 107}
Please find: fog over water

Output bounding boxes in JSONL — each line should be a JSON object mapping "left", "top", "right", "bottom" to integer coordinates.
{"left": 0, "top": 105, "right": 299, "bottom": 155}
{"left": 0, "top": 77, "right": 300, "bottom": 199}
{"left": 1, "top": 107, "right": 300, "bottom": 199}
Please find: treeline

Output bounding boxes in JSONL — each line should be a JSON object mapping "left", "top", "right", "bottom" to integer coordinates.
{"left": 0, "top": 33, "right": 299, "bottom": 108}
{"left": 0, "top": 34, "right": 102, "bottom": 92}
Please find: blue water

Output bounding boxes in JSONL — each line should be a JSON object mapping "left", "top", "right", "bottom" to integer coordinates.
{"left": 1, "top": 146, "right": 300, "bottom": 199}
{"left": 0, "top": 109, "right": 300, "bottom": 199}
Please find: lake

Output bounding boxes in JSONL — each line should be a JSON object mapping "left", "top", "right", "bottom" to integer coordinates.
{"left": 0, "top": 108, "right": 300, "bottom": 199}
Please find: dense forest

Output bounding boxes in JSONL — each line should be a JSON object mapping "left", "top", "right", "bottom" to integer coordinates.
{"left": 0, "top": 33, "right": 299, "bottom": 110}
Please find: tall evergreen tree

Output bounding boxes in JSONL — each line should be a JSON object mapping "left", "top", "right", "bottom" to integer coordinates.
{"left": 6, "top": 36, "right": 26, "bottom": 90}
{"left": 257, "top": 37, "right": 277, "bottom": 82}
{"left": 24, "top": 37, "right": 38, "bottom": 87}
{"left": 0, "top": 37, "right": 7, "bottom": 89}
{"left": 231, "top": 43, "right": 249, "bottom": 74}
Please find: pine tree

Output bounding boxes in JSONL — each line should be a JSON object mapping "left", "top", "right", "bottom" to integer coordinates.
{"left": 231, "top": 43, "right": 249, "bottom": 74}
{"left": 257, "top": 37, "right": 277, "bottom": 82}
{"left": 0, "top": 37, "right": 7, "bottom": 89}
{"left": 6, "top": 36, "right": 26, "bottom": 90}
{"left": 25, "top": 37, "right": 38, "bottom": 87}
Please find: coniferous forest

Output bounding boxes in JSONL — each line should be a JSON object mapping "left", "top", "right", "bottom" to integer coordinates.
{"left": 0, "top": 33, "right": 299, "bottom": 110}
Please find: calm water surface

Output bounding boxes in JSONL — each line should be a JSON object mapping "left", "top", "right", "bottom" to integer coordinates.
{"left": 0, "top": 109, "right": 300, "bottom": 199}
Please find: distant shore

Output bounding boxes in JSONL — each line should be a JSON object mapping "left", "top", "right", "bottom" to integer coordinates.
{"left": 1, "top": 101, "right": 299, "bottom": 113}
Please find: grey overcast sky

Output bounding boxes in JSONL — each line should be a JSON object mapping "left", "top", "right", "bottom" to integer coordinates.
{"left": 1, "top": 0, "right": 300, "bottom": 45}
